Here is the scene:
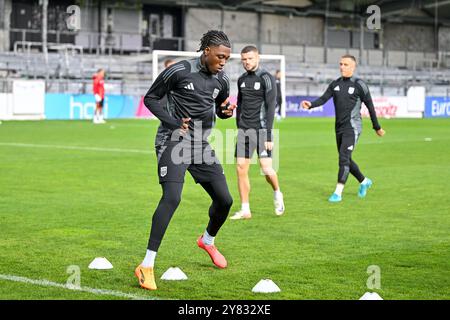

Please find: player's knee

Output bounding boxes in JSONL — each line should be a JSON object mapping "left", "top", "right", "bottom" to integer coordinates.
{"left": 261, "top": 166, "right": 275, "bottom": 176}
{"left": 339, "top": 157, "right": 351, "bottom": 167}
{"left": 162, "top": 192, "right": 182, "bottom": 207}
{"left": 236, "top": 163, "right": 249, "bottom": 175}
{"left": 217, "top": 193, "right": 233, "bottom": 210}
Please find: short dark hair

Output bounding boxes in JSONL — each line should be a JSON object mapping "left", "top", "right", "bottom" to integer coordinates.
{"left": 197, "top": 30, "right": 231, "bottom": 52}
{"left": 341, "top": 54, "right": 357, "bottom": 64}
{"left": 241, "top": 45, "right": 258, "bottom": 54}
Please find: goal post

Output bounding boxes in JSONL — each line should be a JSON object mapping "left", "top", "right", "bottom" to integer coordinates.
{"left": 152, "top": 50, "right": 287, "bottom": 118}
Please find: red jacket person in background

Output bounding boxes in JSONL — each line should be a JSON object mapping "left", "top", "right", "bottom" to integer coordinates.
{"left": 93, "top": 69, "right": 106, "bottom": 124}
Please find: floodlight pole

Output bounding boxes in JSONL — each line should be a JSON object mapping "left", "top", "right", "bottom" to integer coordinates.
{"left": 323, "top": 0, "right": 329, "bottom": 63}
{"left": 360, "top": 17, "right": 364, "bottom": 65}
{"left": 280, "top": 55, "right": 286, "bottom": 118}
{"left": 41, "top": 0, "right": 49, "bottom": 83}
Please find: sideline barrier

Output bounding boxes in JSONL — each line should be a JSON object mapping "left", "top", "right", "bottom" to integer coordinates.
{"left": 2, "top": 93, "right": 442, "bottom": 120}
{"left": 425, "top": 97, "right": 450, "bottom": 118}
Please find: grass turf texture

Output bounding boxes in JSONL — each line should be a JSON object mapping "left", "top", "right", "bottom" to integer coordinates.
{"left": 0, "top": 118, "right": 449, "bottom": 300}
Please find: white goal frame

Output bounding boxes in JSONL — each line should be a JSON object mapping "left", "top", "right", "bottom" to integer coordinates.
{"left": 152, "top": 50, "right": 286, "bottom": 118}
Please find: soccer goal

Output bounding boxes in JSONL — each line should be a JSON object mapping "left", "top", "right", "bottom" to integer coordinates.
{"left": 152, "top": 50, "right": 286, "bottom": 118}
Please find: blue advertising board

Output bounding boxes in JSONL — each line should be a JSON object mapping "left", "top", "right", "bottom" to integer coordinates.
{"left": 285, "top": 96, "right": 335, "bottom": 117}
{"left": 45, "top": 94, "right": 139, "bottom": 120}
{"left": 424, "top": 97, "right": 450, "bottom": 118}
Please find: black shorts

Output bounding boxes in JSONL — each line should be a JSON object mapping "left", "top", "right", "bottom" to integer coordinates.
{"left": 96, "top": 99, "right": 104, "bottom": 108}
{"left": 155, "top": 141, "right": 225, "bottom": 184}
{"left": 235, "top": 128, "right": 272, "bottom": 159}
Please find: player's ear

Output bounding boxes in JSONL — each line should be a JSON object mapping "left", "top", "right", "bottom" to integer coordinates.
{"left": 204, "top": 47, "right": 210, "bottom": 56}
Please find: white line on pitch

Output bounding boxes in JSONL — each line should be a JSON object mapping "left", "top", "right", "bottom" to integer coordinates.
{"left": 0, "top": 274, "right": 160, "bottom": 300}
{"left": 0, "top": 142, "right": 154, "bottom": 154}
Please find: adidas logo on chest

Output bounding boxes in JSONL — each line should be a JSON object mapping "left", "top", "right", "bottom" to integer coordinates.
{"left": 184, "top": 82, "right": 195, "bottom": 90}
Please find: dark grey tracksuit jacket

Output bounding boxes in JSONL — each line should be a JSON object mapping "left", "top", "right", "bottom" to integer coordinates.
{"left": 144, "top": 57, "right": 231, "bottom": 147}
{"left": 310, "top": 76, "right": 381, "bottom": 135}
{"left": 236, "top": 67, "right": 277, "bottom": 141}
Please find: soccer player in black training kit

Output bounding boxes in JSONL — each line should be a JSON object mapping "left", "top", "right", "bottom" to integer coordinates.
{"left": 301, "top": 55, "right": 385, "bottom": 202}
{"left": 135, "top": 31, "right": 236, "bottom": 290}
{"left": 229, "top": 45, "right": 285, "bottom": 220}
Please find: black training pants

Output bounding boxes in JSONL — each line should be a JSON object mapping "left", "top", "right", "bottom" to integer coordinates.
{"left": 336, "top": 130, "right": 365, "bottom": 184}
{"left": 147, "top": 179, "right": 233, "bottom": 252}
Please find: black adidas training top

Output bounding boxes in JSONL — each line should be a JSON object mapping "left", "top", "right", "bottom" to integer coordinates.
{"left": 236, "top": 67, "right": 277, "bottom": 141}
{"left": 310, "top": 76, "right": 381, "bottom": 134}
{"left": 144, "top": 57, "right": 231, "bottom": 145}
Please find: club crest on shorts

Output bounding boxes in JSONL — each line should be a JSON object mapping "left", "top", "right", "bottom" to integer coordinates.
{"left": 348, "top": 87, "right": 355, "bottom": 94}
{"left": 254, "top": 82, "right": 260, "bottom": 90}
{"left": 160, "top": 166, "right": 167, "bottom": 177}
{"left": 212, "top": 88, "right": 220, "bottom": 99}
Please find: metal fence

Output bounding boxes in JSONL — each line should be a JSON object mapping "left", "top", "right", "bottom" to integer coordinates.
{"left": 9, "top": 28, "right": 184, "bottom": 54}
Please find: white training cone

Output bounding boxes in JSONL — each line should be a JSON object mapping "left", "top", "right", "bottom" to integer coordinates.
{"left": 161, "top": 267, "right": 188, "bottom": 280}
{"left": 359, "top": 292, "right": 383, "bottom": 300}
{"left": 88, "top": 257, "right": 113, "bottom": 270}
{"left": 252, "top": 279, "right": 281, "bottom": 293}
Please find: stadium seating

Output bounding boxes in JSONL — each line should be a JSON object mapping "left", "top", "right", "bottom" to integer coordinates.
{"left": 1, "top": 45, "right": 449, "bottom": 97}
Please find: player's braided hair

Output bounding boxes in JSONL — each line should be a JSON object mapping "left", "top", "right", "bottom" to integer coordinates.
{"left": 197, "top": 30, "right": 231, "bottom": 52}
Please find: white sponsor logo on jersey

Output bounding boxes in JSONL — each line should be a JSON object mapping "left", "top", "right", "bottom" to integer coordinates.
{"left": 160, "top": 166, "right": 167, "bottom": 177}
{"left": 348, "top": 87, "right": 355, "bottom": 94}
{"left": 254, "top": 82, "right": 260, "bottom": 90}
{"left": 334, "top": 85, "right": 340, "bottom": 91}
{"left": 240, "top": 82, "right": 246, "bottom": 88}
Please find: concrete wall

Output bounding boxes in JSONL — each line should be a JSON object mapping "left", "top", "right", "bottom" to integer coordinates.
{"left": 185, "top": 8, "right": 323, "bottom": 50}
{"left": 387, "top": 50, "right": 406, "bottom": 67}
{"left": 185, "top": 8, "right": 258, "bottom": 51}
{"left": 383, "top": 23, "right": 435, "bottom": 52}
{"left": 222, "top": 11, "right": 259, "bottom": 48}
{"left": 367, "top": 50, "right": 383, "bottom": 66}
{"left": 74, "top": 6, "right": 142, "bottom": 51}
{"left": 439, "top": 27, "right": 450, "bottom": 51}
{"left": 261, "top": 14, "right": 323, "bottom": 46}
{"left": 74, "top": 5, "right": 141, "bottom": 34}
{"left": 305, "top": 47, "right": 325, "bottom": 63}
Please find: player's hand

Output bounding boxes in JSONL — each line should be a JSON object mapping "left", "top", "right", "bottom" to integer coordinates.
{"left": 221, "top": 98, "right": 236, "bottom": 116}
{"left": 301, "top": 100, "right": 311, "bottom": 109}
{"left": 265, "top": 141, "right": 274, "bottom": 151}
{"left": 376, "top": 128, "right": 385, "bottom": 137}
{"left": 180, "top": 118, "right": 191, "bottom": 135}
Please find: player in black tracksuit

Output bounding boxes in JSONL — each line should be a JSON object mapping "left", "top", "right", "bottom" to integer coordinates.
{"left": 134, "top": 31, "right": 236, "bottom": 291}
{"left": 229, "top": 45, "right": 285, "bottom": 220}
{"left": 302, "top": 54, "right": 385, "bottom": 202}
{"left": 235, "top": 66, "right": 276, "bottom": 157}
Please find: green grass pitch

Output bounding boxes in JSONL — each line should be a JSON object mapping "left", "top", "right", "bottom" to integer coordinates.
{"left": 0, "top": 117, "right": 449, "bottom": 300}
